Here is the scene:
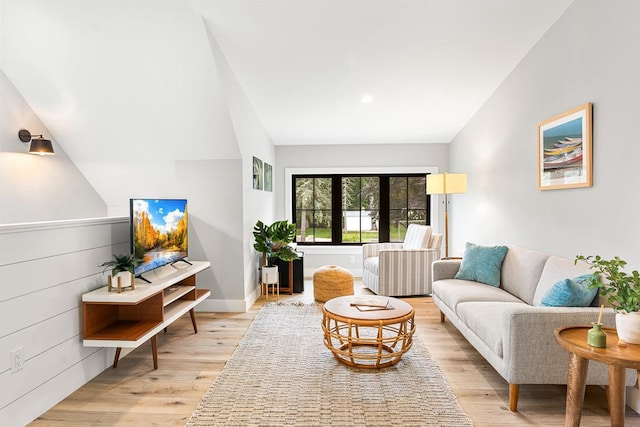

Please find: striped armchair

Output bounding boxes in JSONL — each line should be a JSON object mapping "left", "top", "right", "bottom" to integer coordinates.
{"left": 362, "top": 225, "right": 442, "bottom": 296}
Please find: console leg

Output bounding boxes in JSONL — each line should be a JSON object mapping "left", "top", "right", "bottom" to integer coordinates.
{"left": 151, "top": 335, "right": 158, "bottom": 370}
{"left": 113, "top": 347, "right": 122, "bottom": 368}
{"left": 189, "top": 308, "right": 198, "bottom": 333}
{"left": 439, "top": 311, "right": 445, "bottom": 322}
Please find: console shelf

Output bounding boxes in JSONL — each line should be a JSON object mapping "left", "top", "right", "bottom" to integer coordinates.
{"left": 82, "top": 261, "right": 211, "bottom": 369}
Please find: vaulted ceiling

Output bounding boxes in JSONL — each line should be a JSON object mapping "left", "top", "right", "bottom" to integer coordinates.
{"left": 2, "top": 0, "right": 574, "bottom": 163}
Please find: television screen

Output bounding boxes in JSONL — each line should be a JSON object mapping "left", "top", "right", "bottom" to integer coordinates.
{"left": 130, "top": 198, "right": 188, "bottom": 277}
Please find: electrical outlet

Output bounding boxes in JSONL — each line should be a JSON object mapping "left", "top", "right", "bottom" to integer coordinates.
{"left": 10, "top": 347, "right": 24, "bottom": 374}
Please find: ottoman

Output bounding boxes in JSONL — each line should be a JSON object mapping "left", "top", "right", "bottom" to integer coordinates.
{"left": 313, "top": 265, "right": 354, "bottom": 302}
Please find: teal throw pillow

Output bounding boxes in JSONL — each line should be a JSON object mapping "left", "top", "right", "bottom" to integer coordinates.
{"left": 540, "top": 274, "right": 598, "bottom": 307}
{"left": 454, "top": 242, "right": 508, "bottom": 287}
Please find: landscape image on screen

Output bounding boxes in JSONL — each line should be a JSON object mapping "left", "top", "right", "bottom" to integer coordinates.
{"left": 131, "top": 199, "right": 188, "bottom": 276}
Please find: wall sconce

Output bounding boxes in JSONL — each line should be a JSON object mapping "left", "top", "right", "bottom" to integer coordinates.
{"left": 18, "top": 129, "right": 55, "bottom": 155}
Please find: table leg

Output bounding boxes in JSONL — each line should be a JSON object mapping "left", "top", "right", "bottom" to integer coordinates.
{"left": 608, "top": 365, "right": 626, "bottom": 427}
{"left": 565, "top": 352, "right": 589, "bottom": 427}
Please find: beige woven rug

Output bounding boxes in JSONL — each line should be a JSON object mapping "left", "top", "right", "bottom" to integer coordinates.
{"left": 186, "top": 303, "right": 472, "bottom": 427}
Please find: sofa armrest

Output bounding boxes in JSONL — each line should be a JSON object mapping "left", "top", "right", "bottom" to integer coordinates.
{"left": 501, "top": 305, "right": 632, "bottom": 384}
{"left": 362, "top": 242, "right": 403, "bottom": 260}
{"left": 432, "top": 259, "right": 462, "bottom": 281}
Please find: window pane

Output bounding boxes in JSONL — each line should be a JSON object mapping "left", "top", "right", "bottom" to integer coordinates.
{"left": 314, "top": 178, "right": 332, "bottom": 210}
{"left": 362, "top": 177, "right": 380, "bottom": 242}
{"left": 361, "top": 177, "right": 379, "bottom": 210}
{"left": 296, "top": 210, "right": 314, "bottom": 243}
{"left": 314, "top": 210, "right": 331, "bottom": 242}
{"left": 295, "top": 178, "right": 313, "bottom": 209}
{"left": 342, "top": 177, "right": 360, "bottom": 243}
{"left": 389, "top": 209, "right": 406, "bottom": 242}
{"left": 342, "top": 177, "right": 360, "bottom": 210}
{"left": 362, "top": 209, "right": 379, "bottom": 242}
{"left": 408, "top": 177, "right": 427, "bottom": 210}
{"left": 390, "top": 177, "right": 407, "bottom": 210}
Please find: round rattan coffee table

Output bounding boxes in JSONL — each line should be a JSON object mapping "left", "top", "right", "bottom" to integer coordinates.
{"left": 321, "top": 295, "right": 415, "bottom": 368}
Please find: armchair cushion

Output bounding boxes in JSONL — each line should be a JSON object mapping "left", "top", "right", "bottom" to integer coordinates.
{"left": 402, "top": 224, "right": 432, "bottom": 249}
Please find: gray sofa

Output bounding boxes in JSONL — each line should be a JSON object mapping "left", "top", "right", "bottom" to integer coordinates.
{"left": 432, "top": 245, "right": 637, "bottom": 411}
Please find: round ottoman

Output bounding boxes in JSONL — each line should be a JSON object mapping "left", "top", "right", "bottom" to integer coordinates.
{"left": 313, "top": 265, "right": 354, "bottom": 302}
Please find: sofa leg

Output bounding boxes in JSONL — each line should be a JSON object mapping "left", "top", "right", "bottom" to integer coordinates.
{"left": 439, "top": 311, "right": 445, "bottom": 322}
{"left": 509, "top": 383, "right": 519, "bottom": 412}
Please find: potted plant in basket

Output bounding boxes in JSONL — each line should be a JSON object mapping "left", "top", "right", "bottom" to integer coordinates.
{"left": 576, "top": 255, "right": 640, "bottom": 343}
{"left": 100, "top": 253, "right": 142, "bottom": 293}
{"left": 253, "top": 220, "right": 299, "bottom": 285}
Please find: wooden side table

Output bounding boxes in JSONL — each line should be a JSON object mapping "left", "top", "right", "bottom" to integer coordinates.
{"left": 554, "top": 326, "right": 640, "bottom": 427}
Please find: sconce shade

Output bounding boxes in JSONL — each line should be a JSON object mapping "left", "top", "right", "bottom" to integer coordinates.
{"left": 426, "top": 173, "right": 467, "bottom": 195}
{"left": 18, "top": 129, "right": 55, "bottom": 155}
{"left": 29, "top": 138, "right": 55, "bottom": 155}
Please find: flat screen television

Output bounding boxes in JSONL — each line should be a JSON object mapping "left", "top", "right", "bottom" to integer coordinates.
{"left": 130, "top": 198, "right": 189, "bottom": 281}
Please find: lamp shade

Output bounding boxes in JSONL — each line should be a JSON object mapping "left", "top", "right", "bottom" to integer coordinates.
{"left": 426, "top": 173, "right": 467, "bottom": 195}
{"left": 29, "top": 138, "right": 55, "bottom": 155}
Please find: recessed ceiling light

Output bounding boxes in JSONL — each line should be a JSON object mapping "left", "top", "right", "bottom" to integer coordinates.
{"left": 361, "top": 95, "right": 373, "bottom": 103}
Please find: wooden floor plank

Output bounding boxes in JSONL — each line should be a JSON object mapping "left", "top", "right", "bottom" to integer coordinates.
{"left": 30, "top": 280, "right": 640, "bottom": 426}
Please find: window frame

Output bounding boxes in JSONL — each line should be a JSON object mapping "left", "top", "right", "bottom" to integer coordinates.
{"left": 287, "top": 167, "right": 439, "bottom": 246}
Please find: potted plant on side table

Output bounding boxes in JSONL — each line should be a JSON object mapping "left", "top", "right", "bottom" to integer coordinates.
{"left": 576, "top": 255, "right": 640, "bottom": 343}
{"left": 100, "top": 253, "right": 142, "bottom": 293}
{"left": 253, "top": 220, "right": 299, "bottom": 289}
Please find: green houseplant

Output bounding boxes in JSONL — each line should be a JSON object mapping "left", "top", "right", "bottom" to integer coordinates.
{"left": 100, "top": 253, "right": 142, "bottom": 276}
{"left": 252, "top": 220, "right": 299, "bottom": 266}
{"left": 100, "top": 253, "right": 142, "bottom": 292}
{"left": 576, "top": 255, "right": 640, "bottom": 343}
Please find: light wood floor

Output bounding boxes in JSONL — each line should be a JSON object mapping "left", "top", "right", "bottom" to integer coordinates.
{"left": 31, "top": 281, "right": 640, "bottom": 426}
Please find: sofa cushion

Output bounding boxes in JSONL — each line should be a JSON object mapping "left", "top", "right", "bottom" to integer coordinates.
{"left": 533, "top": 257, "right": 596, "bottom": 306}
{"left": 456, "top": 301, "right": 526, "bottom": 358}
{"left": 539, "top": 274, "right": 597, "bottom": 307}
{"left": 454, "top": 242, "right": 508, "bottom": 287}
{"left": 363, "top": 256, "right": 379, "bottom": 275}
{"left": 501, "top": 246, "right": 550, "bottom": 305}
{"left": 433, "top": 279, "right": 524, "bottom": 313}
{"left": 402, "top": 224, "right": 432, "bottom": 249}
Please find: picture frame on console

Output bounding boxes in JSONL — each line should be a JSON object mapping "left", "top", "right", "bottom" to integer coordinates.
{"left": 537, "top": 102, "right": 592, "bottom": 191}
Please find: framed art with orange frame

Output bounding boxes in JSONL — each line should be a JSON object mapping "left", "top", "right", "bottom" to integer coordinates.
{"left": 538, "top": 103, "right": 592, "bottom": 190}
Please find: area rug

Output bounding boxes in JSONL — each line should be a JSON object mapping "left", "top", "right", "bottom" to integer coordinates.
{"left": 186, "top": 303, "right": 472, "bottom": 427}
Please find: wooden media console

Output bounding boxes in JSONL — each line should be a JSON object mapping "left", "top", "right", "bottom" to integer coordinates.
{"left": 82, "top": 261, "right": 211, "bottom": 369}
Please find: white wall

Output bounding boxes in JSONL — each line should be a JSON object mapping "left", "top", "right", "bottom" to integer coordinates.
{"left": 0, "top": 217, "right": 128, "bottom": 426}
{"left": 0, "top": 69, "right": 107, "bottom": 222}
{"left": 1, "top": 8, "right": 277, "bottom": 313}
{"left": 275, "top": 143, "right": 450, "bottom": 274}
{"left": 204, "top": 21, "right": 276, "bottom": 307}
{"left": 448, "top": 0, "right": 640, "bottom": 270}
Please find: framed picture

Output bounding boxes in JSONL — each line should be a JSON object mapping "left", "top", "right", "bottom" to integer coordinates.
{"left": 264, "top": 163, "right": 273, "bottom": 192}
{"left": 538, "top": 103, "right": 592, "bottom": 190}
{"left": 253, "top": 156, "right": 263, "bottom": 190}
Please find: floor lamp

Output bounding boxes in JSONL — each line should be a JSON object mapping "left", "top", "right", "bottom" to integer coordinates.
{"left": 426, "top": 173, "right": 467, "bottom": 258}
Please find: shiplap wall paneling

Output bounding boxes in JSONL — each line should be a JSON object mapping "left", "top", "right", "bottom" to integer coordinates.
{"left": 0, "top": 217, "right": 129, "bottom": 426}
